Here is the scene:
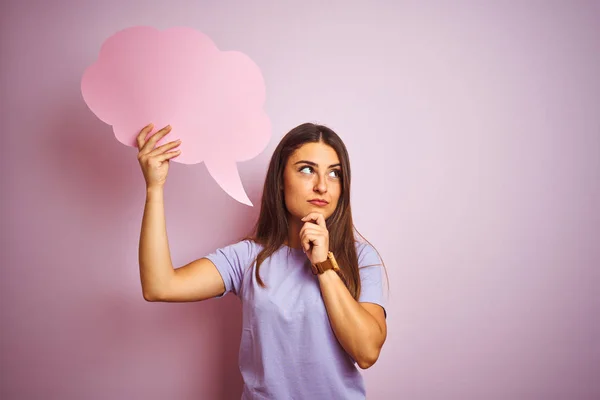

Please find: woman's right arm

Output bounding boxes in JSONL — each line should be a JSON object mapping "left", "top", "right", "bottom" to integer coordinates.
{"left": 137, "top": 123, "right": 225, "bottom": 302}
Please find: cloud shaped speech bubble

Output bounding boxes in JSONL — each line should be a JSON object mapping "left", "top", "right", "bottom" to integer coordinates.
{"left": 81, "top": 26, "right": 271, "bottom": 206}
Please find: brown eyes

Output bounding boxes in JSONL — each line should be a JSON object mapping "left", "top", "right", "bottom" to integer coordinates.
{"left": 329, "top": 169, "right": 342, "bottom": 178}
{"left": 298, "top": 166, "right": 341, "bottom": 178}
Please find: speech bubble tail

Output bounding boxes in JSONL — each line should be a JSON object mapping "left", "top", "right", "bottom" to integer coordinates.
{"left": 205, "top": 159, "right": 253, "bottom": 207}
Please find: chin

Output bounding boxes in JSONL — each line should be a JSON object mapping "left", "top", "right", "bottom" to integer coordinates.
{"left": 288, "top": 203, "right": 334, "bottom": 220}
{"left": 308, "top": 205, "right": 333, "bottom": 218}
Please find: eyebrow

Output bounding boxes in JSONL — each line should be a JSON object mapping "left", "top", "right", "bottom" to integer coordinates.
{"left": 294, "top": 160, "right": 341, "bottom": 169}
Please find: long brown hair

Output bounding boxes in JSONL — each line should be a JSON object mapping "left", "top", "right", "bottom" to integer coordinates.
{"left": 246, "top": 122, "right": 378, "bottom": 300}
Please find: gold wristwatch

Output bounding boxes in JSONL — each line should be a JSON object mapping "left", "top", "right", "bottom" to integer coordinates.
{"left": 311, "top": 251, "right": 341, "bottom": 275}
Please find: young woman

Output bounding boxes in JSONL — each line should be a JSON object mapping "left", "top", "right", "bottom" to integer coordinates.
{"left": 137, "top": 122, "right": 387, "bottom": 399}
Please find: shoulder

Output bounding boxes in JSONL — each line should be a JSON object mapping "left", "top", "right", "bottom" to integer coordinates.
{"left": 210, "top": 239, "right": 262, "bottom": 264}
{"left": 227, "top": 238, "right": 260, "bottom": 252}
{"left": 354, "top": 240, "right": 383, "bottom": 267}
{"left": 226, "top": 238, "right": 262, "bottom": 257}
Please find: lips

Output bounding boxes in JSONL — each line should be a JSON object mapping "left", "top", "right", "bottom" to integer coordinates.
{"left": 308, "top": 199, "right": 329, "bottom": 206}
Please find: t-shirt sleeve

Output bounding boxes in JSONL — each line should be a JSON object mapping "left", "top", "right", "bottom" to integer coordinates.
{"left": 356, "top": 242, "right": 387, "bottom": 317}
{"left": 204, "top": 240, "right": 254, "bottom": 298}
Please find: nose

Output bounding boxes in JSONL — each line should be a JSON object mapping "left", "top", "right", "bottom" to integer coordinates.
{"left": 314, "top": 173, "right": 328, "bottom": 194}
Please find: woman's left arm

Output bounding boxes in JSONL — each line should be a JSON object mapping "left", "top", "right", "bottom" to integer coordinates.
{"left": 299, "top": 212, "right": 387, "bottom": 369}
{"left": 318, "top": 270, "right": 387, "bottom": 369}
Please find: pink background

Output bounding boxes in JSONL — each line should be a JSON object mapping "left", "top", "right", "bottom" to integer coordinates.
{"left": 1, "top": 1, "right": 599, "bottom": 399}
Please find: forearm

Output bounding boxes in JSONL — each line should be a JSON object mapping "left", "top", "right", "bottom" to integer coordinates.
{"left": 318, "top": 270, "right": 385, "bottom": 368}
{"left": 139, "top": 186, "right": 175, "bottom": 300}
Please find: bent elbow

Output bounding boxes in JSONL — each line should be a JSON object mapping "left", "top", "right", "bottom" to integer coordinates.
{"left": 143, "top": 292, "right": 156, "bottom": 302}
{"left": 357, "top": 358, "right": 376, "bottom": 370}
{"left": 142, "top": 288, "right": 161, "bottom": 302}
{"left": 357, "top": 349, "right": 381, "bottom": 370}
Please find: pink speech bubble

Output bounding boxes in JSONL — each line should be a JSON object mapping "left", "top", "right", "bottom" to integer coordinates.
{"left": 81, "top": 26, "right": 271, "bottom": 206}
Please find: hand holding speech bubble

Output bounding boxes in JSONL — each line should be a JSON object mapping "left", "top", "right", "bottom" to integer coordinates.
{"left": 81, "top": 26, "right": 271, "bottom": 206}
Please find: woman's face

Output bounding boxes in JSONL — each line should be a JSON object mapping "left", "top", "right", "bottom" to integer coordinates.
{"left": 282, "top": 141, "right": 342, "bottom": 221}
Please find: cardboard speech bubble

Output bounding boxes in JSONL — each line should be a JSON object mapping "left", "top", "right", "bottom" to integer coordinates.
{"left": 81, "top": 26, "right": 271, "bottom": 206}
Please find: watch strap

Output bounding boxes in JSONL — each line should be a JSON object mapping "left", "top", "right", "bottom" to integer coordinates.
{"left": 311, "top": 251, "right": 341, "bottom": 275}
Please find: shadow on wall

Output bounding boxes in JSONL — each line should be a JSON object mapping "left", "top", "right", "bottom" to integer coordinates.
{"left": 32, "top": 96, "right": 262, "bottom": 399}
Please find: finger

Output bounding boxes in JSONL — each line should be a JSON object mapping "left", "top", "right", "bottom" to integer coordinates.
{"left": 300, "top": 232, "right": 323, "bottom": 252}
{"left": 147, "top": 139, "right": 182, "bottom": 158}
{"left": 157, "top": 149, "right": 182, "bottom": 162}
{"left": 300, "top": 226, "right": 323, "bottom": 238}
{"left": 140, "top": 125, "right": 172, "bottom": 154}
{"left": 299, "top": 223, "right": 322, "bottom": 241}
{"left": 300, "top": 228, "right": 324, "bottom": 244}
{"left": 142, "top": 124, "right": 172, "bottom": 152}
{"left": 136, "top": 123, "right": 154, "bottom": 149}
{"left": 299, "top": 219, "right": 327, "bottom": 241}
{"left": 301, "top": 212, "right": 326, "bottom": 229}
{"left": 300, "top": 233, "right": 313, "bottom": 252}
{"left": 301, "top": 212, "right": 324, "bottom": 225}
{"left": 300, "top": 231, "right": 327, "bottom": 243}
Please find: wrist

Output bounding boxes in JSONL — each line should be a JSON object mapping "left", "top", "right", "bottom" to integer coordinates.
{"left": 146, "top": 186, "right": 164, "bottom": 201}
{"left": 312, "top": 255, "right": 328, "bottom": 264}
{"left": 311, "top": 251, "right": 340, "bottom": 275}
{"left": 317, "top": 268, "right": 340, "bottom": 285}
{"left": 318, "top": 268, "right": 338, "bottom": 278}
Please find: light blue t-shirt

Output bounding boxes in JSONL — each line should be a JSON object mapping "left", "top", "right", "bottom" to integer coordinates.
{"left": 205, "top": 240, "right": 386, "bottom": 400}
